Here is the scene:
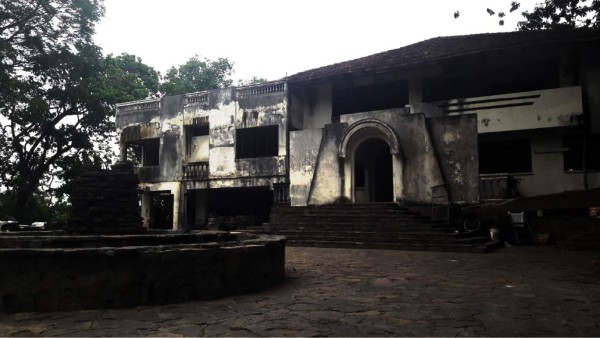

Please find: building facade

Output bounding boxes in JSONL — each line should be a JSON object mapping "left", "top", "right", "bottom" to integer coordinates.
{"left": 116, "top": 29, "right": 600, "bottom": 230}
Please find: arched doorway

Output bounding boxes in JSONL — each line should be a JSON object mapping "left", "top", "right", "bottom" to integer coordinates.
{"left": 354, "top": 138, "right": 394, "bottom": 202}
{"left": 339, "top": 118, "right": 403, "bottom": 203}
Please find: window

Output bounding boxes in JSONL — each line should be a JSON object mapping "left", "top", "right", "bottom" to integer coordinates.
{"left": 563, "top": 135, "right": 600, "bottom": 171}
{"left": 236, "top": 125, "right": 278, "bottom": 159}
{"left": 186, "top": 125, "right": 209, "bottom": 162}
{"left": 141, "top": 138, "right": 160, "bottom": 166}
{"left": 479, "top": 138, "right": 532, "bottom": 174}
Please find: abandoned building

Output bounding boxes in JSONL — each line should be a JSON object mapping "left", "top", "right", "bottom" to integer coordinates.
{"left": 116, "top": 29, "right": 600, "bottom": 230}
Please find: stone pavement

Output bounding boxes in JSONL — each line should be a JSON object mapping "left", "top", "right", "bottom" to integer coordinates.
{"left": 1, "top": 246, "right": 599, "bottom": 337}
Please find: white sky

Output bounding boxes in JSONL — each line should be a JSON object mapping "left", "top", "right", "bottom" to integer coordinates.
{"left": 94, "top": 0, "right": 539, "bottom": 83}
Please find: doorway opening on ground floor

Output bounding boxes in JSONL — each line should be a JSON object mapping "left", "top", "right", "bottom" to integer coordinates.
{"left": 354, "top": 138, "right": 393, "bottom": 202}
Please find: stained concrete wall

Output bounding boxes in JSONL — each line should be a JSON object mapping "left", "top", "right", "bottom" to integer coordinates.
{"left": 341, "top": 110, "right": 445, "bottom": 204}
{"left": 307, "top": 124, "right": 346, "bottom": 205}
{"left": 116, "top": 84, "right": 288, "bottom": 188}
{"left": 428, "top": 115, "right": 480, "bottom": 204}
{"left": 117, "top": 83, "right": 288, "bottom": 229}
{"left": 289, "top": 129, "right": 323, "bottom": 206}
{"left": 289, "top": 83, "right": 332, "bottom": 130}
{"left": 289, "top": 109, "right": 452, "bottom": 206}
{"left": 514, "top": 133, "right": 600, "bottom": 196}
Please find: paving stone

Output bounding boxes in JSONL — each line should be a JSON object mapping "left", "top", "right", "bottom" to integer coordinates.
{"left": 0, "top": 246, "right": 599, "bottom": 336}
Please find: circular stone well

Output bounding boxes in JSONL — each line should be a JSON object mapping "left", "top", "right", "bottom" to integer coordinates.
{"left": 0, "top": 231, "right": 286, "bottom": 312}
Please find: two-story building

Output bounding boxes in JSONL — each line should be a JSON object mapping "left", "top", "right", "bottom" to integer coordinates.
{"left": 116, "top": 29, "right": 600, "bottom": 230}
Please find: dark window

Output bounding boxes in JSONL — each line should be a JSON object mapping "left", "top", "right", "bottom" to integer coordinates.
{"left": 563, "top": 135, "right": 600, "bottom": 171}
{"left": 138, "top": 138, "right": 159, "bottom": 166}
{"left": 479, "top": 138, "right": 532, "bottom": 174}
{"left": 332, "top": 80, "right": 409, "bottom": 119}
{"left": 236, "top": 125, "right": 278, "bottom": 159}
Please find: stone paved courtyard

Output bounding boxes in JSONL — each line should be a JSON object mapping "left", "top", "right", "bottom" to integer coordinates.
{"left": 1, "top": 245, "right": 599, "bottom": 337}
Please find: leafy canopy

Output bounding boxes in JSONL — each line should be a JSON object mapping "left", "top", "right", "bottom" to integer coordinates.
{"left": 0, "top": 0, "right": 160, "bottom": 222}
{"left": 454, "top": 0, "right": 600, "bottom": 30}
{"left": 160, "top": 56, "right": 234, "bottom": 96}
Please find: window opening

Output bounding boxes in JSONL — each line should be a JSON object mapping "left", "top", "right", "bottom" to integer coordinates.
{"left": 236, "top": 125, "right": 278, "bottom": 159}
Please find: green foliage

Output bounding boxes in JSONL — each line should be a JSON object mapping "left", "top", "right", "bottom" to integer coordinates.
{"left": 103, "top": 53, "right": 160, "bottom": 102}
{"left": 160, "top": 55, "right": 234, "bottom": 96}
{"left": 518, "top": 0, "right": 600, "bottom": 30}
{"left": 0, "top": 0, "right": 160, "bottom": 222}
{"left": 455, "top": 0, "right": 599, "bottom": 29}
{"left": 237, "top": 76, "right": 269, "bottom": 86}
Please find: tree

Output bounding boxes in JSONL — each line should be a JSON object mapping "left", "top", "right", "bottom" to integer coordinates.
{"left": 517, "top": 0, "right": 599, "bottom": 30}
{"left": 237, "top": 76, "right": 268, "bottom": 86}
{"left": 160, "top": 55, "right": 234, "bottom": 96}
{"left": 454, "top": 0, "right": 599, "bottom": 30}
{"left": 0, "top": 1, "right": 160, "bottom": 223}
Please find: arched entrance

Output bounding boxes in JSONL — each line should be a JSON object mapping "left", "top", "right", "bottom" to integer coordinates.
{"left": 339, "top": 118, "right": 403, "bottom": 203}
{"left": 354, "top": 138, "right": 394, "bottom": 202}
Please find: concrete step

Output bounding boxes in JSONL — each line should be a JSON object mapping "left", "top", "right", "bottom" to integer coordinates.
{"left": 285, "top": 240, "right": 494, "bottom": 253}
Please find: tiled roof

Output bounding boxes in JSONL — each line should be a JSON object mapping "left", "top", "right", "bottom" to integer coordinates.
{"left": 287, "top": 29, "right": 600, "bottom": 83}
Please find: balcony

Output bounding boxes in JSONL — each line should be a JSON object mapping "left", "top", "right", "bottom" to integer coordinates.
{"left": 479, "top": 174, "right": 519, "bottom": 202}
{"left": 427, "top": 86, "right": 583, "bottom": 133}
{"left": 183, "top": 162, "right": 209, "bottom": 180}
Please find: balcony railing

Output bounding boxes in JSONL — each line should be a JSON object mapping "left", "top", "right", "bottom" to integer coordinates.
{"left": 183, "top": 162, "right": 209, "bottom": 180}
{"left": 480, "top": 173, "right": 518, "bottom": 202}
{"left": 273, "top": 182, "right": 290, "bottom": 206}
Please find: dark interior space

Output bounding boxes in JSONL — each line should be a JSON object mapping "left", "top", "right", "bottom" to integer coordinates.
{"left": 208, "top": 187, "right": 273, "bottom": 225}
{"left": 563, "top": 134, "right": 600, "bottom": 171}
{"left": 149, "top": 192, "right": 173, "bottom": 229}
{"left": 354, "top": 138, "right": 393, "bottom": 202}
{"left": 423, "top": 56, "right": 559, "bottom": 102}
{"left": 138, "top": 138, "right": 160, "bottom": 166}
{"left": 479, "top": 136, "right": 532, "bottom": 174}
{"left": 332, "top": 80, "right": 409, "bottom": 120}
{"left": 236, "top": 125, "right": 279, "bottom": 159}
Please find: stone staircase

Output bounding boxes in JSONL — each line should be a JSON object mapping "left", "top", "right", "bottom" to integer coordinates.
{"left": 259, "top": 203, "right": 498, "bottom": 253}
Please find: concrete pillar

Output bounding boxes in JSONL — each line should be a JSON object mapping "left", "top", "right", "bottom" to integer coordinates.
{"left": 172, "top": 183, "right": 185, "bottom": 230}
{"left": 408, "top": 77, "right": 423, "bottom": 115}
{"left": 392, "top": 154, "right": 403, "bottom": 203}
{"left": 141, "top": 191, "right": 151, "bottom": 228}
{"left": 119, "top": 138, "right": 127, "bottom": 162}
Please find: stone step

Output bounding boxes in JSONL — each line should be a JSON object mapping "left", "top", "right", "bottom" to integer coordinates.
{"left": 285, "top": 240, "right": 494, "bottom": 253}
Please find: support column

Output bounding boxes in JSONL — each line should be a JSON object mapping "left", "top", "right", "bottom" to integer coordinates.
{"left": 172, "top": 183, "right": 185, "bottom": 230}
{"left": 141, "top": 191, "right": 151, "bottom": 228}
{"left": 408, "top": 77, "right": 423, "bottom": 115}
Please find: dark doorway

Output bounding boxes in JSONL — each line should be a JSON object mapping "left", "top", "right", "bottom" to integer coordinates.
{"left": 354, "top": 138, "right": 393, "bottom": 202}
{"left": 149, "top": 192, "right": 173, "bottom": 229}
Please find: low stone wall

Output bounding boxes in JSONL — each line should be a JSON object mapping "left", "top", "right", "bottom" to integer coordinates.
{"left": 69, "top": 162, "right": 143, "bottom": 234}
{"left": 0, "top": 234, "right": 286, "bottom": 312}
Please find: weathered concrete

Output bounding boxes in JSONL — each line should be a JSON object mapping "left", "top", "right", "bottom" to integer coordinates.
{"left": 429, "top": 114, "right": 480, "bottom": 204}
{"left": 1, "top": 246, "right": 598, "bottom": 336}
{"left": 290, "top": 129, "right": 323, "bottom": 206}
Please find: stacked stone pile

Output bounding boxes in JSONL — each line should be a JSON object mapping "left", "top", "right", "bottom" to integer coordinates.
{"left": 69, "top": 162, "right": 144, "bottom": 234}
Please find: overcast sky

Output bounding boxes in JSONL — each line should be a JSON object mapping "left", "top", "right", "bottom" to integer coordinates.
{"left": 94, "top": 0, "right": 539, "bottom": 83}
